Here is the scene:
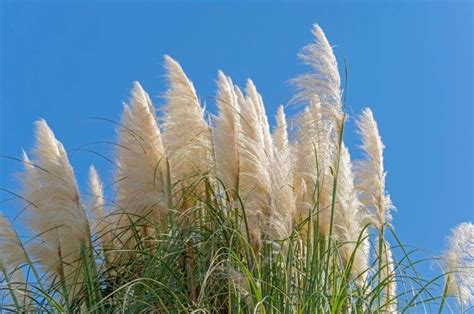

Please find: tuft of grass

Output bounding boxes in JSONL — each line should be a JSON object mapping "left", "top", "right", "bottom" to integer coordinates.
{"left": 1, "top": 23, "right": 470, "bottom": 313}
{"left": 1, "top": 175, "right": 457, "bottom": 313}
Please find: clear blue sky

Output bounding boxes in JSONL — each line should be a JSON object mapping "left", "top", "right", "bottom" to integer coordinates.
{"left": 1, "top": 1, "right": 472, "bottom": 270}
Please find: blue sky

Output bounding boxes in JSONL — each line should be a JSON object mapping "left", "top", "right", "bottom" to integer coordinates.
{"left": 1, "top": 1, "right": 472, "bottom": 273}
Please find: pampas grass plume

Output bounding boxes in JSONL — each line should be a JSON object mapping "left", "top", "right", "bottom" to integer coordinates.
{"left": 0, "top": 213, "right": 28, "bottom": 308}
{"left": 162, "top": 56, "right": 211, "bottom": 187}
{"left": 355, "top": 108, "right": 394, "bottom": 230}
{"left": 443, "top": 222, "right": 474, "bottom": 307}
{"left": 0, "top": 213, "right": 24, "bottom": 272}
{"left": 333, "top": 144, "right": 369, "bottom": 281}
{"left": 88, "top": 166, "right": 113, "bottom": 258}
{"left": 21, "top": 120, "right": 89, "bottom": 291}
{"left": 267, "top": 106, "right": 296, "bottom": 241}
{"left": 238, "top": 79, "right": 273, "bottom": 248}
{"left": 292, "top": 24, "right": 342, "bottom": 112}
{"left": 214, "top": 71, "right": 242, "bottom": 193}
{"left": 115, "top": 82, "right": 168, "bottom": 222}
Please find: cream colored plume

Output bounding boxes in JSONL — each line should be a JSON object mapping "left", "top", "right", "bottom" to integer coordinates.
{"left": 443, "top": 222, "right": 474, "bottom": 308}
{"left": 162, "top": 56, "right": 212, "bottom": 189}
{"left": 237, "top": 79, "right": 273, "bottom": 248}
{"left": 333, "top": 144, "right": 369, "bottom": 282}
{"left": 291, "top": 25, "right": 345, "bottom": 236}
{"left": 0, "top": 213, "right": 29, "bottom": 308}
{"left": 292, "top": 24, "right": 342, "bottom": 114}
{"left": 214, "top": 71, "right": 241, "bottom": 193}
{"left": 273, "top": 106, "right": 290, "bottom": 156}
{"left": 355, "top": 108, "right": 394, "bottom": 230}
{"left": 246, "top": 79, "right": 273, "bottom": 161}
{"left": 88, "top": 166, "right": 113, "bottom": 260}
{"left": 115, "top": 82, "right": 168, "bottom": 223}
{"left": 267, "top": 106, "right": 296, "bottom": 241}
{"left": 294, "top": 100, "right": 335, "bottom": 236}
{"left": 20, "top": 120, "right": 89, "bottom": 292}
{"left": 0, "top": 213, "right": 24, "bottom": 269}
{"left": 380, "top": 241, "right": 397, "bottom": 313}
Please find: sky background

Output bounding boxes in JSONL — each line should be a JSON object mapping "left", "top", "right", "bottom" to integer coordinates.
{"left": 1, "top": 0, "right": 473, "bottom": 279}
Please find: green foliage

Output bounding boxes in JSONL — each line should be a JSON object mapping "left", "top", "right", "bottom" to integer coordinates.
{"left": 0, "top": 178, "right": 450, "bottom": 312}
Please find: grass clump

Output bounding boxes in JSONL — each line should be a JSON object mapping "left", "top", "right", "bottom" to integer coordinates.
{"left": 1, "top": 24, "right": 472, "bottom": 313}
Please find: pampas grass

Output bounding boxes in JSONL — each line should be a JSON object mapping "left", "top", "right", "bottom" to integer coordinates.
{"left": 214, "top": 71, "right": 242, "bottom": 194}
{"left": 442, "top": 222, "right": 474, "bottom": 309}
{"left": 115, "top": 82, "right": 168, "bottom": 224}
{"left": 20, "top": 120, "right": 90, "bottom": 301}
{"left": 355, "top": 107, "right": 394, "bottom": 231}
{"left": 0, "top": 214, "right": 28, "bottom": 309}
{"left": 294, "top": 100, "right": 335, "bottom": 236}
{"left": 0, "top": 214, "right": 24, "bottom": 274}
{"left": 236, "top": 79, "right": 273, "bottom": 249}
{"left": 0, "top": 23, "right": 470, "bottom": 313}
{"left": 292, "top": 24, "right": 342, "bottom": 113}
{"left": 88, "top": 166, "right": 113, "bottom": 263}
{"left": 332, "top": 144, "right": 369, "bottom": 283}
{"left": 162, "top": 55, "right": 212, "bottom": 190}
{"left": 267, "top": 106, "right": 296, "bottom": 241}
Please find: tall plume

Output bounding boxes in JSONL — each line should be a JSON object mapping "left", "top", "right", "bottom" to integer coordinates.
{"left": 273, "top": 106, "right": 290, "bottom": 155}
{"left": 246, "top": 79, "right": 273, "bottom": 161}
{"left": 0, "top": 213, "right": 24, "bottom": 269}
{"left": 115, "top": 82, "right": 168, "bottom": 224}
{"left": 333, "top": 144, "right": 369, "bottom": 282}
{"left": 267, "top": 106, "right": 296, "bottom": 241}
{"left": 355, "top": 108, "right": 394, "bottom": 230}
{"left": 236, "top": 79, "right": 273, "bottom": 248}
{"left": 291, "top": 24, "right": 344, "bottom": 236}
{"left": 0, "top": 213, "right": 28, "bottom": 308}
{"left": 88, "top": 166, "right": 113, "bottom": 261}
{"left": 443, "top": 222, "right": 474, "bottom": 308}
{"left": 380, "top": 241, "right": 397, "bottom": 313}
{"left": 214, "top": 71, "right": 241, "bottom": 193}
{"left": 292, "top": 24, "right": 342, "bottom": 114}
{"left": 162, "top": 56, "right": 212, "bottom": 191}
{"left": 294, "top": 100, "right": 335, "bottom": 236}
{"left": 20, "top": 120, "right": 89, "bottom": 292}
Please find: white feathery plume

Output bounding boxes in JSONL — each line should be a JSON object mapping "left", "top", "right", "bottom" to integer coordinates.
{"left": 273, "top": 106, "right": 290, "bottom": 156}
{"left": 291, "top": 25, "right": 344, "bottom": 236}
{"left": 355, "top": 108, "right": 394, "bottom": 230}
{"left": 238, "top": 80, "right": 271, "bottom": 247}
{"left": 333, "top": 144, "right": 369, "bottom": 282}
{"left": 294, "top": 100, "right": 335, "bottom": 236}
{"left": 88, "top": 165, "right": 105, "bottom": 235}
{"left": 115, "top": 82, "right": 168, "bottom": 224}
{"left": 237, "top": 79, "right": 273, "bottom": 248}
{"left": 292, "top": 24, "right": 342, "bottom": 113}
{"left": 443, "top": 222, "right": 474, "bottom": 308}
{"left": 380, "top": 241, "right": 397, "bottom": 313}
{"left": 267, "top": 106, "right": 296, "bottom": 241}
{"left": 355, "top": 108, "right": 396, "bottom": 308}
{"left": 214, "top": 71, "right": 241, "bottom": 193}
{"left": 0, "top": 213, "right": 24, "bottom": 269}
{"left": 20, "top": 120, "right": 89, "bottom": 292}
{"left": 246, "top": 79, "right": 273, "bottom": 161}
{"left": 88, "top": 166, "right": 113, "bottom": 260}
{"left": 0, "top": 213, "right": 28, "bottom": 308}
{"left": 162, "top": 56, "right": 212, "bottom": 188}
